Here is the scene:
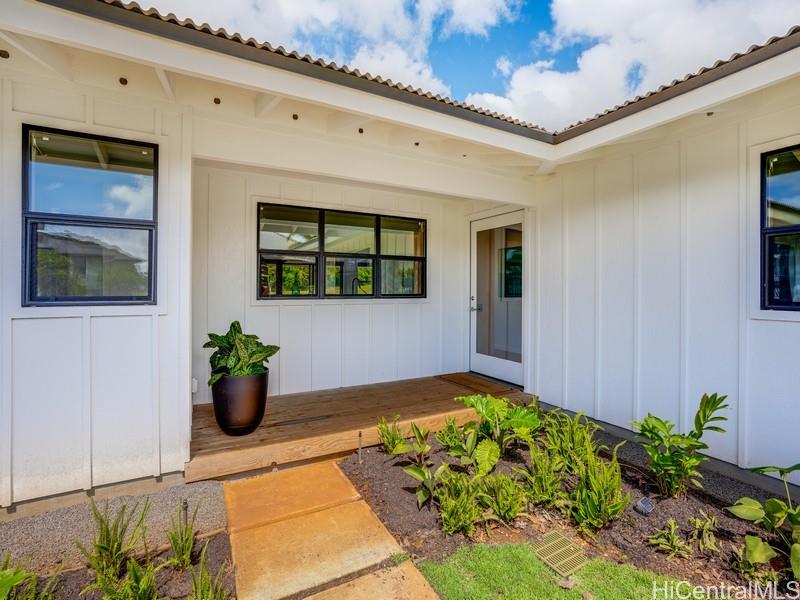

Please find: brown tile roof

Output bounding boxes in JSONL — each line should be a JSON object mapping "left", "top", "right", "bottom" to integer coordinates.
{"left": 35, "top": 0, "right": 800, "bottom": 144}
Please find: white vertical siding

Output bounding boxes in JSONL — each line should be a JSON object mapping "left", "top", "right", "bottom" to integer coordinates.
{"left": 192, "top": 165, "right": 471, "bottom": 401}
{"left": 535, "top": 102, "right": 800, "bottom": 483}
{"left": 0, "top": 77, "right": 192, "bottom": 505}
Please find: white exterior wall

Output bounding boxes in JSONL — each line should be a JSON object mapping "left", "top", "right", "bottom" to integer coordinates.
{"left": 191, "top": 164, "right": 479, "bottom": 402}
{"left": 532, "top": 82, "right": 800, "bottom": 484}
{"left": 0, "top": 73, "right": 194, "bottom": 506}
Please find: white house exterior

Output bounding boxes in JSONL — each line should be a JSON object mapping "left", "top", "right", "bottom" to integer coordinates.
{"left": 1, "top": 0, "right": 799, "bottom": 507}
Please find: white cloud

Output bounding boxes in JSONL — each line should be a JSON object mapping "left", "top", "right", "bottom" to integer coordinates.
{"left": 466, "top": 0, "right": 800, "bottom": 130}
{"left": 145, "top": 0, "right": 517, "bottom": 94}
{"left": 495, "top": 55, "right": 512, "bottom": 77}
{"left": 106, "top": 176, "right": 154, "bottom": 220}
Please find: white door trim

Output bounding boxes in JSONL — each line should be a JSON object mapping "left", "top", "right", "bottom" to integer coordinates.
{"left": 469, "top": 210, "right": 525, "bottom": 385}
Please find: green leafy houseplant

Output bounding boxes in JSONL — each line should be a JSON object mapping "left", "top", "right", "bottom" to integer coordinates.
{"left": 376, "top": 416, "right": 412, "bottom": 455}
{"left": 204, "top": 321, "right": 279, "bottom": 386}
{"left": 166, "top": 501, "right": 199, "bottom": 570}
{"left": 515, "top": 444, "right": 565, "bottom": 508}
{"left": 632, "top": 393, "right": 729, "bottom": 498}
{"left": 688, "top": 511, "right": 719, "bottom": 554}
{"left": 404, "top": 463, "right": 447, "bottom": 509}
{"left": 478, "top": 474, "right": 528, "bottom": 523}
{"left": 188, "top": 543, "right": 228, "bottom": 600}
{"left": 726, "top": 463, "right": 800, "bottom": 581}
{"left": 542, "top": 410, "right": 602, "bottom": 475}
{"left": 96, "top": 559, "right": 162, "bottom": 600}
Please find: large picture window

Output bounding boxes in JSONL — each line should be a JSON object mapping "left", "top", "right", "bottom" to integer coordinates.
{"left": 762, "top": 145, "right": 800, "bottom": 310}
{"left": 257, "top": 203, "right": 426, "bottom": 299}
{"left": 22, "top": 125, "right": 157, "bottom": 306}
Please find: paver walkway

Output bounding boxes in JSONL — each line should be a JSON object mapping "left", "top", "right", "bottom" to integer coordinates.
{"left": 224, "top": 461, "right": 439, "bottom": 599}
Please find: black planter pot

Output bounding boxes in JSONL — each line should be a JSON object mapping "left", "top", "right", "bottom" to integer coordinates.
{"left": 211, "top": 371, "right": 268, "bottom": 436}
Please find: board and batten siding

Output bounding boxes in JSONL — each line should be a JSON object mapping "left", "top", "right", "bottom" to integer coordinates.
{"left": 191, "top": 164, "right": 473, "bottom": 404}
{"left": 0, "top": 77, "right": 193, "bottom": 506}
{"left": 533, "top": 95, "right": 800, "bottom": 484}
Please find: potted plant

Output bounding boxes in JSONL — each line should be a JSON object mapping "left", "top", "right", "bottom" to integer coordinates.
{"left": 204, "top": 321, "right": 279, "bottom": 436}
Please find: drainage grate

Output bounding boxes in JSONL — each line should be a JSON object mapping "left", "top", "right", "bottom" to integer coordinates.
{"left": 531, "top": 530, "right": 587, "bottom": 577}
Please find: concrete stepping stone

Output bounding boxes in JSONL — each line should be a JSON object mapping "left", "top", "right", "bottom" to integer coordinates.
{"left": 224, "top": 461, "right": 360, "bottom": 533}
{"left": 306, "top": 561, "right": 440, "bottom": 599}
{"left": 231, "top": 499, "right": 402, "bottom": 600}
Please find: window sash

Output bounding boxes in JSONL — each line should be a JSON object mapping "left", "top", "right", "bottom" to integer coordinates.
{"left": 256, "top": 202, "right": 426, "bottom": 299}
{"left": 761, "top": 145, "right": 800, "bottom": 311}
{"left": 21, "top": 125, "right": 158, "bottom": 306}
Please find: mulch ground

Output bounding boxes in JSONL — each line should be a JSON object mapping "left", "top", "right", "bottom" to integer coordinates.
{"left": 339, "top": 440, "right": 764, "bottom": 589}
{"left": 37, "top": 532, "right": 235, "bottom": 600}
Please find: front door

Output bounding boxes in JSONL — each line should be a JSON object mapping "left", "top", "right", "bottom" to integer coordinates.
{"left": 469, "top": 212, "right": 524, "bottom": 385}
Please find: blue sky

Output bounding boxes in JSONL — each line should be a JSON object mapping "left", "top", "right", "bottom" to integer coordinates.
{"left": 146, "top": 0, "right": 800, "bottom": 130}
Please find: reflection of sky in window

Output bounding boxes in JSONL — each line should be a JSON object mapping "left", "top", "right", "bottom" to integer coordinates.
{"left": 767, "top": 170, "right": 800, "bottom": 211}
{"left": 30, "top": 162, "right": 154, "bottom": 220}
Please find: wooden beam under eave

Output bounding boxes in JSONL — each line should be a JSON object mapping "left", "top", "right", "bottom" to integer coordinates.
{"left": 255, "top": 92, "right": 282, "bottom": 118}
{"left": 154, "top": 66, "right": 175, "bottom": 100}
{"left": 0, "top": 30, "right": 72, "bottom": 79}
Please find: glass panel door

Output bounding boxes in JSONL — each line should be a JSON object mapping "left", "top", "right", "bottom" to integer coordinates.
{"left": 470, "top": 212, "right": 524, "bottom": 385}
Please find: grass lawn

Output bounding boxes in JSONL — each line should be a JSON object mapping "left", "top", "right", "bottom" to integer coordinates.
{"left": 418, "top": 544, "right": 685, "bottom": 600}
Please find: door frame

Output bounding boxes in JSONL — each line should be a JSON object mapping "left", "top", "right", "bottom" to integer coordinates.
{"left": 465, "top": 206, "right": 539, "bottom": 393}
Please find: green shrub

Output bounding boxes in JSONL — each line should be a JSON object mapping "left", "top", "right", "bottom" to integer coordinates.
{"left": 478, "top": 474, "right": 527, "bottom": 523}
{"left": 542, "top": 410, "right": 602, "bottom": 474}
{"left": 515, "top": 444, "right": 564, "bottom": 508}
{"left": 188, "top": 543, "right": 227, "bottom": 600}
{"left": 407, "top": 423, "right": 432, "bottom": 468}
{"left": 445, "top": 428, "right": 479, "bottom": 469}
{"left": 455, "top": 395, "right": 540, "bottom": 454}
{"left": 435, "top": 470, "right": 484, "bottom": 536}
{"left": 648, "top": 519, "right": 692, "bottom": 559}
{"left": 376, "top": 416, "right": 411, "bottom": 455}
{"left": 204, "top": 321, "right": 279, "bottom": 386}
{"left": 435, "top": 418, "right": 464, "bottom": 453}
{"left": 404, "top": 463, "right": 447, "bottom": 509}
{"left": 726, "top": 463, "right": 800, "bottom": 581}
{"left": 688, "top": 511, "right": 719, "bottom": 554}
{"left": 569, "top": 443, "right": 630, "bottom": 535}
{"left": 96, "top": 559, "right": 160, "bottom": 600}
{"left": 632, "top": 393, "right": 728, "bottom": 498}
{"left": 166, "top": 500, "right": 199, "bottom": 570}
{"left": 77, "top": 499, "right": 151, "bottom": 584}
{"left": 0, "top": 556, "right": 57, "bottom": 600}
{"left": 730, "top": 540, "right": 781, "bottom": 586}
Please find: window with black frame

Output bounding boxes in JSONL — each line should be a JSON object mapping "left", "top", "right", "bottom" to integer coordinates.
{"left": 257, "top": 203, "right": 426, "bottom": 299}
{"left": 22, "top": 125, "right": 157, "bottom": 305}
{"left": 763, "top": 146, "right": 800, "bottom": 310}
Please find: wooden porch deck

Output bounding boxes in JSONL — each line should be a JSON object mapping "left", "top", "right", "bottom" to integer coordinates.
{"left": 186, "top": 373, "right": 526, "bottom": 481}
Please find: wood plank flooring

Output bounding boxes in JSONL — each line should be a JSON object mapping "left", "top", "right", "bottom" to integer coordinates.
{"left": 186, "top": 373, "right": 527, "bottom": 482}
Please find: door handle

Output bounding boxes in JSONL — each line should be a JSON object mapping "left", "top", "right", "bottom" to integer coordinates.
{"left": 470, "top": 303, "right": 483, "bottom": 312}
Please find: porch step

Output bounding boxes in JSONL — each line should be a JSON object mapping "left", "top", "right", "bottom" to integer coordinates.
{"left": 225, "top": 461, "right": 437, "bottom": 600}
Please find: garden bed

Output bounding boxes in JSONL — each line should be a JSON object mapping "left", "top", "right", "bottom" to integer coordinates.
{"left": 40, "top": 532, "right": 235, "bottom": 600}
{"left": 339, "top": 411, "right": 776, "bottom": 591}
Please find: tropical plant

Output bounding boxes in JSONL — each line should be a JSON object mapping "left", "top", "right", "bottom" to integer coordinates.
{"left": 0, "top": 556, "right": 58, "bottom": 600}
{"left": 188, "top": 543, "right": 227, "bottom": 600}
{"left": 204, "top": 321, "right": 279, "bottom": 386}
{"left": 688, "top": 511, "right": 719, "bottom": 554}
{"left": 730, "top": 541, "right": 781, "bottom": 586}
{"left": 569, "top": 443, "right": 631, "bottom": 535}
{"left": 77, "top": 499, "right": 151, "bottom": 584}
{"left": 474, "top": 439, "right": 501, "bottom": 477}
{"left": 407, "top": 423, "right": 432, "bottom": 468}
{"left": 478, "top": 474, "right": 528, "bottom": 523}
{"left": 96, "top": 559, "right": 161, "bottom": 600}
{"left": 632, "top": 393, "right": 729, "bottom": 498}
{"left": 648, "top": 519, "right": 692, "bottom": 559}
{"left": 456, "top": 395, "right": 540, "bottom": 454}
{"left": 165, "top": 501, "right": 199, "bottom": 570}
{"left": 404, "top": 463, "right": 447, "bottom": 509}
{"left": 515, "top": 444, "right": 565, "bottom": 508}
{"left": 542, "top": 410, "right": 602, "bottom": 474}
{"left": 376, "top": 416, "right": 411, "bottom": 455}
{"left": 434, "top": 418, "right": 464, "bottom": 454}
{"left": 726, "top": 463, "right": 800, "bottom": 580}
{"left": 434, "top": 469, "right": 484, "bottom": 536}
{"left": 445, "top": 428, "right": 480, "bottom": 469}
